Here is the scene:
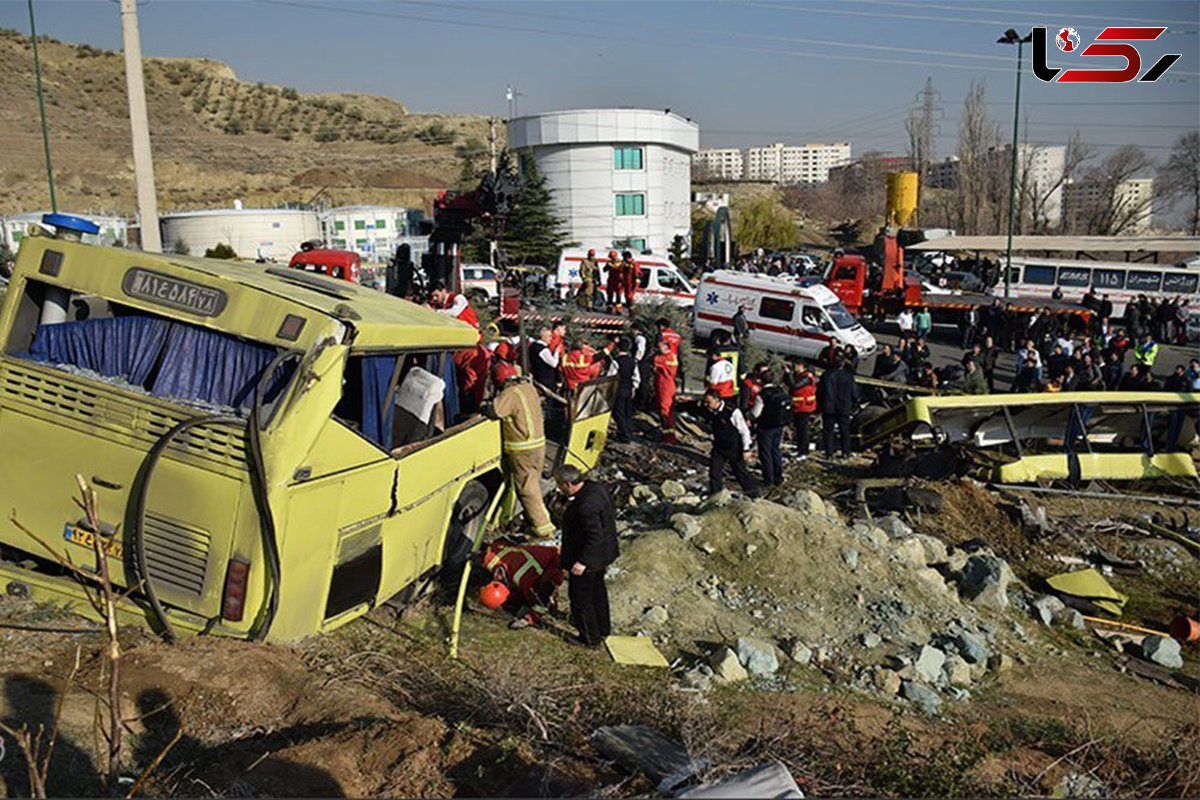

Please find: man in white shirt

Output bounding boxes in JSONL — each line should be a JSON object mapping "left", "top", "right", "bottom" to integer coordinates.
{"left": 897, "top": 308, "right": 915, "bottom": 335}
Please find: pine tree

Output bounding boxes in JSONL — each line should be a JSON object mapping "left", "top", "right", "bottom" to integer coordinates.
{"left": 500, "top": 152, "right": 571, "bottom": 266}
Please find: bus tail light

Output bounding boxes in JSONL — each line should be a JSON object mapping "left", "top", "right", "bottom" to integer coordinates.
{"left": 222, "top": 558, "right": 251, "bottom": 622}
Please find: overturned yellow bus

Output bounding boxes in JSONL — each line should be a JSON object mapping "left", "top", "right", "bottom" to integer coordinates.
{"left": 0, "top": 225, "right": 612, "bottom": 642}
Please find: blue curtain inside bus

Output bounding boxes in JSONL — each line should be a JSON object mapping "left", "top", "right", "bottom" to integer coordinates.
{"left": 26, "top": 316, "right": 170, "bottom": 385}
{"left": 151, "top": 323, "right": 284, "bottom": 408}
{"left": 360, "top": 355, "right": 398, "bottom": 449}
{"left": 430, "top": 352, "right": 460, "bottom": 425}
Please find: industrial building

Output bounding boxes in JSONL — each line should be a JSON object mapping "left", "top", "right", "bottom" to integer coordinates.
{"left": 507, "top": 108, "right": 699, "bottom": 256}
{"left": 1, "top": 212, "right": 128, "bottom": 251}
{"left": 159, "top": 205, "right": 320, "bottom": 262}
{"left": 319, "top": 205, "right": 428, "bottom": 263}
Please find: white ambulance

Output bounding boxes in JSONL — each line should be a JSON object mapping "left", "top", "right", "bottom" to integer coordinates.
{"left": 556, "top": 249, "right": 695, "bottom": 307}
{"left": 692, "top": 270, "right": 877, "bottom": 359}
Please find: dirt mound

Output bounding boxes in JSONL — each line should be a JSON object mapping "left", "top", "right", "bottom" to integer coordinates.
{"left": 291, "top": 167, "right": 355, "bottom": 187}
{"left": 609, "top": 496, "right": 975, "bottom": 654}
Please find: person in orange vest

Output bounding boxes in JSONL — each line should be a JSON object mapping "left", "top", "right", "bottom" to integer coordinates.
{"left": 787, "top": 359, "right": 817, "bottom": 459}
{"left": 480, "top": 537, "right": 565, "bottom": 628}
{"left": 604, "top": 250, "right": 623, "bottom": 313}
{"left": 548, "top": 319, "right": 567, "bottom": 354}
{"left": 621, "top": 250, "right": 640, "bottom": 310}
{"left": 653, "top": 339, "right": 679, "bottom": 444}
{"left": 561, "top": 339, "right": 602, "bottom": 393}
{"left": 430, "top": 286, "right": 480, "bottom": 330}
{"left": 656, "top": 316, "right": 684, "bottom": 390}
{"left": 458, "top": 342, "right": 493, "bottom": 415}
{"left": 707, "top": 348, "right": 736, "bottom": 399}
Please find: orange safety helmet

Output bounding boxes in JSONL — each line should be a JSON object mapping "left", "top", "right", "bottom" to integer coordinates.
{"left": 493, "top": 360, "right": 519, "bottom": 384}
{"left": 587, "top": 248, "right": 596, "bottom": 257}
{"left": 608, "top": 250, "right": 619, "bottom": 260}
{"left": 479, "top": 580, "right": 510, "bottom": 610}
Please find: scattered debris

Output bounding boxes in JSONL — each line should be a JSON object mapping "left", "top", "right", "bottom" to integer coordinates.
{"left": 605, "top": 636, "right": 670, "bottom": 667}
{"left": 677, "top": 761, "right": 804, "bottom": 799}
{"left": 590, "top": 725, "right": 708, "bottom": 794}
{"left": 1141, "top": 635, "right": 1184, "bottom": 670}
{"left": 1046, "top": 568, "right": 1128, "bottom": 617}
{"left": 900, "top": 680, "right": 942, "bottom": 714}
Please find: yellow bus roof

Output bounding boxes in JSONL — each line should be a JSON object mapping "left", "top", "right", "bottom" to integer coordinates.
{"left": 13, "top": 236, "right": 479, "bottom": 351}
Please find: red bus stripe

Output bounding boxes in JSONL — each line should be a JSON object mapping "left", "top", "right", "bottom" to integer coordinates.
{"left": 696, "top": 311, "right": 832, "bottom": 342}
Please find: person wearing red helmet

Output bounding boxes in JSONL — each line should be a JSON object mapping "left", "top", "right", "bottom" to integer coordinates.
{"left": 479, "top": 537, "right": 565, "bottom": 627}
{"left": 578, "top": 248, "right": 599, "bottom": 309}
{"left": 620, "top": 250, "right": 640, "bottom": 310}
{"left": 487, "top": 361, "right": 554, "bottom": 537}
{"left": 604, "top": 250, "right": 623, "bottom": 313}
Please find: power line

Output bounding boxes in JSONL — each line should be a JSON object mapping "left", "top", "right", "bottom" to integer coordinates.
{"left": 255, "top": 0, "right": 1016, "bottom": 73}
{"left": 849, "top": 0, "right": 1200, "bottom": 28}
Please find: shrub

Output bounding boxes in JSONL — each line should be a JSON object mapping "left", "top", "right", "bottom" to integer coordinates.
{"left": 204, "top": 243, "right": 237, "bottom": 260}
{"left": 222, "top": 117, "right": 245, "bottom": 135}
{"left": 314, "top": 125, "right": 340, "bottom": 143}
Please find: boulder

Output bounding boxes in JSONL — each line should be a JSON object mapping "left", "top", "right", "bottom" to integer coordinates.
{"left": 946, "top": 548, "right": 969, "bottom": 573}
{"left": 840, "top": 547, "right": 860, "bottom": 571}
{"left": 642, "top": 605, "right": 669, "bottom": 626}
{"left": 944, "top": 655, "right": 972, "bottom": 687}
{"left": 861, "top": 632, "right": 882, "bottom": 649}
{"left": 632, "top": 484, "right": 658, "bottom": 503}
{"left": 954, "top": 631, "right": 989, "bottom": 665}
{"left": 736, "top": 636, "right": 780, "bottom": 676}
{"left": 660, "top": 479, "right": 687, "bottom": 499}
{"left": 957, "top": 554, "right": 1014, "bottom": 610}
{"left": 710, "top": 646, "right": 748, "bottom": 682}
{"left": 789, "top": 489, "right": 825, "bottom": 517}
{"left": 680, "top": 664, "right": 714, "bottom": 691}
{"left": 852, "top": 524, "right": 889, "bottom": 550}
{"left": 891, "top": 537, "right": 928, "bottom": 568}
{"left": 878, "top": 514, "right": 913, "bottom": 539}
{"left": 1142, "top": 635, "right": 1184, "bottom": 670}
{"left": 900, "top": 680, "right": 942, "bottom": 714}
{"left": 1059, "top": 608, "right": 1086, "bottom": 630}
{"left": 676, "top": 494, "right": 702, "bottom": 507}
{"left": 913, "top": 567, "right": 949, "bottom": 594}
{"left": 987, "top": 653, "right": 1014, "bottom": 673}
{"left": 702, "top": 489, "right": 734, "bottom": 509}
{"left": 671, "top": 513, "right": 703, "bottom": 541}
{"left": 914, "top": 645, "right": 947, "bottom": 683}
{"left": 788, "top": 641, "right": 813, "bottom": 665}
{"left": 872, "top": 667, "right": 902, "bottom": 696}
{"left": 824, "top": 505, "right": 842, "bottom": 525}
{"left": 914, "top": 534, "right": 948, "bottom": 565}
{"left": 1032, "top": 594, "right": 1066, "bottom": 627}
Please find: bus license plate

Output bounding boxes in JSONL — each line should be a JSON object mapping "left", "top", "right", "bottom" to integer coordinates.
{"left": 63, "top": 524, "right": 124, "bottom": 559}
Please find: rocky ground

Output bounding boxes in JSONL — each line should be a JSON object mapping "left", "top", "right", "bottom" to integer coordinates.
{"left": 0, "top": 415, "right": 1197, "bottom": 797}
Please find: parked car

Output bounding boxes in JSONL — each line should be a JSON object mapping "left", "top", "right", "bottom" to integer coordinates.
{"left": 462, "top": 263, "right": 499, "bottom": 301}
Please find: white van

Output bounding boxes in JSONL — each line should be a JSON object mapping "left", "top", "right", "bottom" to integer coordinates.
{"left": 556, "top": 249, "right": 695, "bottom": 307}
{"left": 692, "top": 270, "right": 877, "bottom": 359}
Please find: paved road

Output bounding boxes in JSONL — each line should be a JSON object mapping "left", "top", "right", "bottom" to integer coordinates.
{"left": 681, "top": 323, "right": 1196, "bottom": 394}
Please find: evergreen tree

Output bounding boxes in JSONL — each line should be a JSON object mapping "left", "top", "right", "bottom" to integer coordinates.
{"left": 499, "top": 151, "right": 571, "bottom": 266}
{"left": 668, "top": 234, "right": 689, "bottom": 269}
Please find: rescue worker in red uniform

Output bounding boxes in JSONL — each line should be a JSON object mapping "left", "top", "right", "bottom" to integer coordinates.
{"left": 458, "top": 342, "right": 493, "bottom": 415}
{"left": 653, "top": 339, "right": 679, "bottom": 443}
{"left": 707, "top": 349, "right": 736, "bottom": 399}
{"left": 431, "top": 287, "right": 480, "bottom": 330}
{"left": 620, "top": 250, "right": 640, "bottom": 310}
{"left": 739, "top": 362, "right": 768, "bottom": 419}
{"left": 561, "top": 340, "right": 602, "bottom": 393}
{"left": 604, "top": 250, "right": 623, "bottom": 313}
{"left": 480, "top": 537, "right": 564, "bottom": 628}
{"left": 788, "top": 359, "right": 817, "bottom": 459}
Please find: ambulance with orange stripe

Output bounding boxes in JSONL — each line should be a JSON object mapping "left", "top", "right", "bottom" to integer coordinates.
{"left": 556, "top": 249, "right": 695, "bottom": 307}
{"left": 693, "top": 270, "right": 877, "bottom": 360}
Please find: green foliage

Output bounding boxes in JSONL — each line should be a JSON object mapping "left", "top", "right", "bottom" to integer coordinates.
{"left": 867, "top": 722, "right": 987, "bottom": 798}
{"left": 171, "top": 239, "right": 191, "bottom": 256}
{"left": 733, "top": 194, "right": 799, "bottom": 251}
{"left": 416, "top": 122, "right": 453, "bottom": 145}
{"left": 204, "top": 243, "right": 237, "bottom": 260}
{"left": 455, "top": 136, "right": 488, "bottom": 189}
{"left": 222, "top": 117, "right": 245, "bottom": 135}
{"left": 314, "top": 125, "right": 340, "bottom": 143}
{"left": 499, "top": 152, "right": 571, "bottom": 267}
{"left": 281, "top": 87, "right": 300, "bottom": 100}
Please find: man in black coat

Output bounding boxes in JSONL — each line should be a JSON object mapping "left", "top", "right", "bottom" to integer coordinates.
{"left": 555, "top": 464, "right": 619, "bottom": 648}
{"left": 817, "top": 356, "right": 856, "bottom": 458}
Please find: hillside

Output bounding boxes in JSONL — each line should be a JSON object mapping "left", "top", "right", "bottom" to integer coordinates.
{"left": 0, "top": 29, "right": 493, "bottom": 215}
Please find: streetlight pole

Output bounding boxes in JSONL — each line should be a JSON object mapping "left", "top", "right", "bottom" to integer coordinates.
{"left": 998, "top": 28, "right": 1031, "bottom": 300}
{"left": 27, "top": 0, "right": 56, "bottom": 212}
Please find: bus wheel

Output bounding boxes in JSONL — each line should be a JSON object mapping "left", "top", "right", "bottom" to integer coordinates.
{"left": 443, "top": 479, "right": 489, "bottom": 571}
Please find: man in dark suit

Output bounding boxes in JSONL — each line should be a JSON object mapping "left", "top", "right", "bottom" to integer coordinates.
{"left": 555, "top": 464, "right": 619, "bottom": 648}
{"left": 817, "top": 356, "right": 857, "bottom": 458}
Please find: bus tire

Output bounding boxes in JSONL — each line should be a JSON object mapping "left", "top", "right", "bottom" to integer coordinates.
{"left": 442, "top": 479, "right": 490, "bottom": 571}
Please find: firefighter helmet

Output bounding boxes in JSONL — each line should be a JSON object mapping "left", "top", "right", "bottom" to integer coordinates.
{"left": 608, "top": 250, "right": 619, "bottom": 260}
{"left": 479, "top": 580, "right": 510, "bottom": 610}
{"left": 493, "top": 360, "right": 519, "bottom": 384}
{"left": 587, "top": 248, "right": 596, "bottom": 257}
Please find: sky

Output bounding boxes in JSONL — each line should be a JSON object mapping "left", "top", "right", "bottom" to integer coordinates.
{"left": 3, "top": 0, "right": 1198, "bottom": 166}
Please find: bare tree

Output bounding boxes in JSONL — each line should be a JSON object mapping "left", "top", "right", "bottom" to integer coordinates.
{"left": 1069, "top": 145, "right": 1154, "bottom": 235}
{"left": 1024, "top": 131, "right": 1093, "bottom": 233}
{"left": 1157, "top": 131, "right": 1200, "bottom": 235}
{"left": 955, "top": 81, "right": 1001, "bottom": 234}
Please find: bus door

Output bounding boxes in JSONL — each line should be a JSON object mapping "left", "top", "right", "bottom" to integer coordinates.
{"left": 549, "top": 375, "right": 617, "bottom": 474}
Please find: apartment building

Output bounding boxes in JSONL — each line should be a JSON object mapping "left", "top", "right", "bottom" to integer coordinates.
{"left": 744, "top": 142, "right": 851, "bottom": 184}
{"left": 692, "top": 148, "right": 745, "bottom": 180}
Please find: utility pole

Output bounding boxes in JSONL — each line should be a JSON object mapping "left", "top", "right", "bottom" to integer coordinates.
{"left": 488, "top": 117, "right": 499, "bottom": 271}
{"left": 998, "top": 29, "right": 1031, "bottom": 300}
{"left": 120, "top": 0, "right": 161, "bottom": 252}
{"left": 27, "top": 0, "right": 56, "bottom": 212}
